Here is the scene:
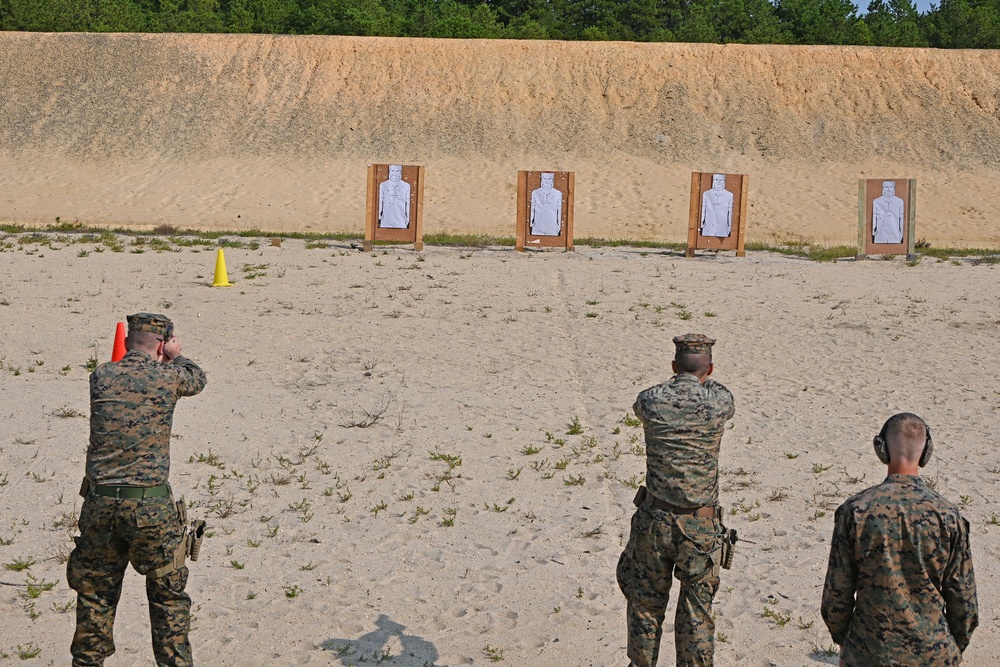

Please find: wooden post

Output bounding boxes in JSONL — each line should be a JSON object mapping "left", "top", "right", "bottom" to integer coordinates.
{"left": 515, "top": 171, "right": 527, "bottom": 252}
{"left": 363, "top": 164, "right": 376, "bottom": 252}
{"left": 685, "top": 172, "right": 700, "bottom": 258}
{"left": 414, "top": 166, "right": 425, "bottom": 251}
{"left": 565, "top": 172, "right": 575, "bottom": 252}
{"left": 736, "top": 175, "right": 748, "bottom": 257}
{"left": 906, "top": 178, "right": 917, "bottom": 261}
{"left": 855, "top": 179, "right": 866, "bottom": 260}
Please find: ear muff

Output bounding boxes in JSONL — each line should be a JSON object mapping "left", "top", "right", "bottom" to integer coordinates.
{"left": 919, "top": 425, "right": 933, "bottom": 468}
{"left": 874, "top": 415, "right": 933, "bottom": 467}
{"left": 873, "top": 423, "right": 891, "bottom": 465}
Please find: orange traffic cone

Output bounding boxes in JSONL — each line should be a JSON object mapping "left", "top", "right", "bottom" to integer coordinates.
{"left": 212, "top": 248, "right": 233, "bottom": 287}
{"left": 111, "top": 322, "right": 126, "bottom": 362}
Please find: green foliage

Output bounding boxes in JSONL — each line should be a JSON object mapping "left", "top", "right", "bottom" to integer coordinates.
{"left": 1, "top": 0, "right": 993, "bottom": 48}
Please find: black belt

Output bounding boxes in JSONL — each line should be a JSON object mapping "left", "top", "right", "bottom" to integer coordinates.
{"left": 645, "top": 495, "right": 718, "bottom": 519}
{"left": 92, "top": 484, "right": 170, "bottom": 499}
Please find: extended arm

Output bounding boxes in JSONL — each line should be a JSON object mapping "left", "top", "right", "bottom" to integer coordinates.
{"left": 821, "top": 506, "right": 857, "bottom": 646}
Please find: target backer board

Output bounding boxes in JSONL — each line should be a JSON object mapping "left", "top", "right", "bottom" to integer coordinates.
{"left": 686, "top": 172, "right": 748, "bottom": 258}
{"left": 516, "top": 170, "right": 574, "bottom": 252}
{"left": 857, "top": 179, "right": 916, "bottom": 260}
{"left": 364, "top": 164, "right": 425, "bottom": 252}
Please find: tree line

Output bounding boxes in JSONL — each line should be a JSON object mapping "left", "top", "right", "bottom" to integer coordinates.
{"left": 1, "top": 0, "right": 997, "bottom": 48}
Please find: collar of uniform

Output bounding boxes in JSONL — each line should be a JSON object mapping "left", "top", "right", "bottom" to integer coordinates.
{"left": 671, "top": 373, "right": 703, "bottom": 384}
{"left": 123, "top": 349, "right": 155, "bottom": 361}
{"left": 883, "top": 473, "right": 924, "bottom": 487}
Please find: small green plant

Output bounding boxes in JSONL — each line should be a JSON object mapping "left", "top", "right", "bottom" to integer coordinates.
{"left": 811, "top": 462, "right": 833, "bottom": 474}
{"left": 762, "top": 606, "right": 792, "bottom": 627}
{"left": 370, "top": 501, "right": 388, "bottom": 516}
{"left": 716, "top": 632, "right": 728, "bottom": 642}
{"left": 16, "top": 643, "right": 41, "bottom": 659}
{"left": 283, "top": 584, "right": 302, "bottom": 598}
{"left": 566, "top": 416, "right": 583, "bottom": 435}
{"left": 585, "top": 312, "right": 598, "bottom": 318}
{"left": 564, "top": 474, "right": 585, "bottom": 486}
{"left": 520, "top": 445, "right": 541, "bottom": 455}
{"left": 506, "top": 467, "right": 522, "bottom": 480}
{"left": 622, "top": 413, "right": 641, "bottom": 427}
{"left": 483, "top": 644, "right": 505, "bottom": 662}
{"left": 230, "top": 560, "right": 245, "bottom": 570}
{"left": 246, "top": 591, "right": 258, "bottom": 600}
{"left": 784, "top": 452, "right": 799, "bottom": 459}
{"left": 440, "top": 507, "right": 457, "bottom": 527}
{"left": 796, "top": 617, "right": 815, "bottom": 630}
{"left": 5, "top": 557, "right": 36, "bottom": 571}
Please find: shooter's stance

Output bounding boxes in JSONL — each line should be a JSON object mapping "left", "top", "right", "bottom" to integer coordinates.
{"left": 68, "top": 313, "right": 207, "bottom": 666}
{"left": 617, "top": 334, "right": 735, "bottom": 667}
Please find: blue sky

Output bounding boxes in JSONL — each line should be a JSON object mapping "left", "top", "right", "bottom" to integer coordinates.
{"left": 854, "top": 0, "right": 938, "bottom": 14}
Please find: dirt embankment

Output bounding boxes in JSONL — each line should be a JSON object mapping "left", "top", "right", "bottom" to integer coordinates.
{"left": 1, "top": 33, "right": 998, "bottom": 245}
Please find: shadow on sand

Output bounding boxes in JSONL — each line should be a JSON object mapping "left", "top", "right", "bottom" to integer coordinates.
{"left": 320, "top": 614, "right": 444, "bottom": 666}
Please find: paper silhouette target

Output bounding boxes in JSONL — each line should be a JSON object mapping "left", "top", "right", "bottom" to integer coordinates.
{"left": 516, "top": 171, "right": 574, "bottom": 252}
{"left": 858, "top": 179, "right": 916, "bottom": 259}
{"left": 365, "top": 164, "right": 425, "bottom": 251}
{"left": 687, "top": 172, "right": 748, "bottom": 257}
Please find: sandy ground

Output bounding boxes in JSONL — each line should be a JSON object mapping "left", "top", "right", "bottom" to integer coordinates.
{"left": 0, "top": 235, "right": 998, "bottom": 666}
{"left": 2, "top": 34, "right": 1000, "bottom": 247}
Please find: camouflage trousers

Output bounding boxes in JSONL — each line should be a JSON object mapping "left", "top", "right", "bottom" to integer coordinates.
{"left": 617, "top": 505, "right": 722, "bottom": 667}
{"left": 67, "top": 494, "right": 192, "bottom": 667}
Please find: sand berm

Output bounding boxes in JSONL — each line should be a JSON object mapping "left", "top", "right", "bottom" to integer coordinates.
{"left": 1, "top": 33, "right": 998, "bottom": 246}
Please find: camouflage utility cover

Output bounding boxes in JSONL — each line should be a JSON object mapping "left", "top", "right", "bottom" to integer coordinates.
{"left": 822, "top": 475, "right": 978, "bottom": 666}
{"left": 88, "top": 350, "right": 207, "bottom": 486}
{"left": 633, "top": 374, "right": 735, "bottom": 508}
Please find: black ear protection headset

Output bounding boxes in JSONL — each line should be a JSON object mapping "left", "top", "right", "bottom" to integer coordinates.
{"left": 873, "top": 413, "right": 933, "bottom": 468}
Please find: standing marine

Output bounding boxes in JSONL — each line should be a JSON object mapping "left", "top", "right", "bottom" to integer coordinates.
{"left": 821, "top": 413, "right": 978, "bottom": 666}
{"left": 617, "top": 334, "right": 735, "bottom": 667}
{"left": 68, "top": 313, "right": 207, "bottom": 667}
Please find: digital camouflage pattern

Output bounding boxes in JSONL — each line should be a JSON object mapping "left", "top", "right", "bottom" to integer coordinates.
{"left": 88, "top": 351, "right": 206, "bottom": 486}
{"left": 617, "top": 505, "right": 722, "bottom": 667}
{"left": 632, "top": 375, "right": 735, "bottom": 508}
{"left": 68, "top": 495, "right": 191, "bottom": 666}
{"left": 70, "top": 346, "right": 206, "bottom": 666}
{"left": 821, "top": 475, "right": 978, "bottom": 667}
{"left": 619, "top": 371, "right": 735, "bottom": 667}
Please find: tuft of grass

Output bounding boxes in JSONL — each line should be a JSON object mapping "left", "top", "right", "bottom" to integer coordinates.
{"left": 482, "top": 645, "right": 505, "bottom": 662}
{"left": 4, "top": 557, "right": 36, "bottom": 571}
{"left": 566, "top": 416, "right": 584, "bottom": 435}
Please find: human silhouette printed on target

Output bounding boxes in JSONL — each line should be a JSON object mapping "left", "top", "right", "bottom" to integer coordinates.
{"left": 379, "top": 165, "right": 411, "bottom": 229}
{"left": 872, "top": 180, "right": 904, "bottom": 244}
{"left": 529, "top": 172, "right": 562, "bottom": 236}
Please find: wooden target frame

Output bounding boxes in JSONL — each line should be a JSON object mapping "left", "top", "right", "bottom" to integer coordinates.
{"left": 515, "top": 170, "right": 574, "bottom": 252}
{"left": 856, "top": 179, "right": 916, "bottom": 260}
{"left": 686, "top": 172, "right": 748, "bottom": 258}
{"left": 364, "top": 164, "right": 425, "bottom": 252}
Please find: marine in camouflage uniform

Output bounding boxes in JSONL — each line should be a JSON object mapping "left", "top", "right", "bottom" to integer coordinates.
{"left": 821, "top": 414, "right": 978, "bottom": 667}
{"left": 68, "top": 313, "right": 207, "bottom": 667}
{"left": 617, "top": 334, "right": 735, "bottom": 667}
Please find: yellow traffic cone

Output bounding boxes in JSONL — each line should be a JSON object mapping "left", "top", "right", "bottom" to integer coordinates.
{"left": 212, "top": 248, "right": 233, "bottom": 287}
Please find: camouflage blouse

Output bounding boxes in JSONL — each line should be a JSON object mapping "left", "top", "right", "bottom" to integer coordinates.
{"left": 822, "top": 475, "right": 978, "bottom": 666}
{"left": 87, "top": 350, "right": 207, "bottom": 486}
{"left": 633, "top": 373, "right": 735, "bottom": 508}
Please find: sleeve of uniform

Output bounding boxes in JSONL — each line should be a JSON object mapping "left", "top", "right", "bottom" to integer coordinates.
{"left": 167, "top": 356, "right": 207, "bottom": 398}
{"left": 632, "top": 388, "right": 653, "bottom": 423}
{"left": 942, "top": 516, "right": 979, "bottom": 652}
{"left": 821, "top": 504, "right": 856, "bottom": 646}
{"left": 704, "top": 379, "right": 736, "bottom": 420}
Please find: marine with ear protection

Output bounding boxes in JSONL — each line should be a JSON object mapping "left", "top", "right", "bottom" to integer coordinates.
{"left": 873, "top": 412, "right": 933, "bottom": 467}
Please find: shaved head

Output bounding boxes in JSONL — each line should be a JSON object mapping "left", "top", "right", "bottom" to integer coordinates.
{"left": 885, "top": 413, "right": 928, "bottom": 463}
{"left": 673, "top": 353, "right": 712, "bottom": 377}
{"left": 126, "top": 331, "right": 162, "bottom": 354}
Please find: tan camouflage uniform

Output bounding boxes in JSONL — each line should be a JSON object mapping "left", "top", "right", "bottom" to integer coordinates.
{"left": 822, "top": 475, "right": 978, "bottom": 667}
{"left": 68, "top": 314, "right": 206, "bottom": 667}
{"left": 617, "top": 335, "right": 735, "bottom": 667}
